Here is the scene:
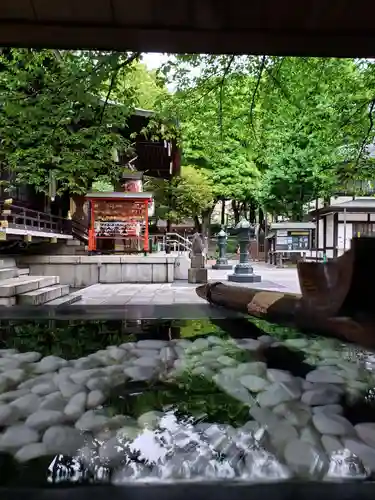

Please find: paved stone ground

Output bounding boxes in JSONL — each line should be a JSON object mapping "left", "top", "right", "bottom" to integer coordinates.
{"left": 71, "top": 262, "right": 300, "bottom": 306}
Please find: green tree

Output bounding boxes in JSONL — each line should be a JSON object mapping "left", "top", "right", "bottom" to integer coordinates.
{"left": 112, "top": 60, "right": 168, "bottom": 110}
{"left": 160, "top": 54, "right": 375, "bottom": 222}
{"left": 0, "top": 49, "right": 139, "bottom": 196}
{"left": 255, "top": 57, "right": 373, "bottom": 219}
{"left": 145, "top": 165, "right": 215, "bottom": 231}
{"left": 158, "top": 60, "right": 260, "bottom": 227}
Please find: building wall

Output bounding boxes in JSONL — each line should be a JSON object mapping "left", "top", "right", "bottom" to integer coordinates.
{"left": 326, "top": 214, "right": 334, "bottom": 249}
{"left": 337, "top": 222, "right": 352, "bottom": 256}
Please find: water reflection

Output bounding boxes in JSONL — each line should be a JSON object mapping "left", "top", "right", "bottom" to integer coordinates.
{"left": 0, "top": 318, "right": 374, "bottom": 486}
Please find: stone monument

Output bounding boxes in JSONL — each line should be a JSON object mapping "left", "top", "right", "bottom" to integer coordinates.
{"left": 188, "top": 232, "right": 208, "bottom": 283}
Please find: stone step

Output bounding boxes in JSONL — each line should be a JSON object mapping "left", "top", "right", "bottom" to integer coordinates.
{"left": 18, "top": 284, "right": 69, "bottom": 305}
{"left": 66, "top": 239, "right": 83, "bottom": 247}
{"left": 18, "top": 267, "right": 30, "bottom": 276}
{"left": 0, "top": 276, "right": 60, "bottom": 297}
{"left": 45, "top": 293, "right": 82, "bottom": 306}
{"left": 0, "top": 296, "right": 16, "bottom": 307}
{"left": 0, "top": 268, "right": 18, "bottom": 280}
{"left": 0, "top": 257, "right": 17, "bottom": 269}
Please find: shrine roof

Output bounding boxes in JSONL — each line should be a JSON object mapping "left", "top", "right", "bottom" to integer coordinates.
{"left": 270, "top": 222, "right": 316, "bottom": 230}
{"left": 85, "top": 192, "right": 153, "bottom": 199}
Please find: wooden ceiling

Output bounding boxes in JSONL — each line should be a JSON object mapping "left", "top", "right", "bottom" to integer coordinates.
{"left": 1, "top": 0, "right": 375, "bottom": 57}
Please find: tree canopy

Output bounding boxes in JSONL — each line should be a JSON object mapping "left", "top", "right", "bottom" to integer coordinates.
{"left": 0, "top": 49, "right": 140, "bottom": 196}
{"left": 158, "top": 55, "right": 375, "bottom": 222}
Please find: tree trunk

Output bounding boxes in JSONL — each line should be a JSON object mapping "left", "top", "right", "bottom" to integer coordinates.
{"left": 201, "top": 208, "right": 213, "bottom": 237}
{"left": 242, "top": 201, "right": 248, "bottom": 219}
{"left": 249, "top": 200, "right": 256, "bottom": 224}
{"left": 221, "top": 199, "right": 226, "bottom": 226}
{"left": 259, "top": 207, "right": 265, "bottom": 231}
{"left": 193, "top": 216, "right": 201, "bottom": 232}
{"left": 232, "top": 200, "right": 240, "bottom": 225}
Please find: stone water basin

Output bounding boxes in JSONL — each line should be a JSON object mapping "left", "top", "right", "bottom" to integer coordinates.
{"left": 0, "top": 317, "right": 374, "bottom": 486}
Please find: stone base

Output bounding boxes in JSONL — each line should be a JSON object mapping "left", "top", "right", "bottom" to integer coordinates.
{"left": 190, "top": 255, "right": 205, "bottom": 268}
{"left": 188, "top": 267, "right": 208, "bottom": 284}
{"left": 212, "top": 263, "right": 233, "bottom": 270}
{"left": 228, "top": 273, "right": 261, "bottom": 283}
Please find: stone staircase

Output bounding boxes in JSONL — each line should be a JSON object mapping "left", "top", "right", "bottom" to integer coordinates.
{"left": 0, "top": 257, "right": 81, "bottom": 307}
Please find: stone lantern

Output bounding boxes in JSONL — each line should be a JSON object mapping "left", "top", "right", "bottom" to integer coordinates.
{"left": 212, "top": 228, "right": 232, "bottom": 270}
{"left": 228, "top": 218, "right": 261, "bottom": 283}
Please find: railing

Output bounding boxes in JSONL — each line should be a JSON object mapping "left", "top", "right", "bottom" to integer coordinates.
{"left": 152, "top": 232, "right": 192, "bottom": 254}
{"left": 71, "top": 218, "right": 89, "bottom": 244}
{"left": 0, "top": 201, "right": 71, "bottom": 234}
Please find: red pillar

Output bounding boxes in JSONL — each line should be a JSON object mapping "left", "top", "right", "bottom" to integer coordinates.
{"left": 144, "top": 199, "right": 149, "bottom": 252}
{"left": 88, "top": 199, "right": 96, "bottom": 251}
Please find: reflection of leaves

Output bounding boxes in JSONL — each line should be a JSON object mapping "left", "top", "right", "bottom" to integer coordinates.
{"left": 248, "top": 318, "right": 302, "bottom": 340}
{"left": 107, "top": 375, "right": 249, "bottom": 427}
{"left": 0, "top": 320, "right": 140, "bottom": 358}
{"left": 178, "top": 320, "right": 227, "bottom": 338}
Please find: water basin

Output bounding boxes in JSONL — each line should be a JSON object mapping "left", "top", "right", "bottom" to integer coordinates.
{"left": 0, "top": 314, "right": 374, "bottom": 492}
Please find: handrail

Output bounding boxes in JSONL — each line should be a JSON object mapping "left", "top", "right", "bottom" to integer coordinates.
{"left": 71, "top": 218, "right": 89, "bottom": 243}
{"left": 0, "top": 201, "right": 70, "bottom": 234}
{"left": 165, "top": 232, "right": 192, "bottom": 245}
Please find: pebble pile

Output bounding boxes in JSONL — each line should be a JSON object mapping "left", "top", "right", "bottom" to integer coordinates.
{"left": 0, "top": 333, "right": 374, "bottom": 482}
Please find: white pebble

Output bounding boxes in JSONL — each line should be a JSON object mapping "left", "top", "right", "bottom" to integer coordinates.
{"left": 137, "top": 411, "right": 163, "bottom": 429}
{"left": 301, "top": 388, "right": 340, "bottom": 406}
{"left": 3, "top": 369, "right": 25, "bottom": 385}
{"left": 31, "top": 382, "right": 57, "bottom": 396}
{"left": 132, "top": 357, "right": 159, "bottom": 368}
{"left": 40, "top": 392, "right": 67, "bottom": 412}
{"left": 0, "top": 358, "right": 22, "bottom": 371}
{"left": 86, "top": 377, "right": 110, "bottom": 392}
{"left": 58, "top": 380, "right": 83, "bottom": 398}
{"left": 321, "top": 435, "right": 343, "bottom": 454}
{"left": 34, "top": 356, "right": 67, "bottom": 374}
{"left": 0, "top": 404, "right": 15, "bottom": 425}
{"left": 258, "top": 335, "right": 276, "bottom": 345}
{"left": 344, "top": 438, "right": 375, "bottom": 471}
{"left": 10, "top": 393, "right": 41, "bottom": 418}
{"left": 267, "top": 369, "right": 294, "bottom": 383}
{"left": 355, "top": 422, "right": 375, "bottom": 449}
{"left": 257, "top": 381, "right": 301, "bottom": 407}
{"left": 132, "top": 348, "right": 159, "bottom": 358}
{"left": 284, "top": 439, "right": 327, "bottom": 475}
{"left": 15, "top": 442, "right": 48, "bottom": 462}
{"left": 14, "top": 352, "right": 42, "bottom": 363}
{"left": 306, "top": 369, "right": 344, "bottom": 384}
{"left": 123, "top": 366, "right": 155, "bottom": 381}
{"left": 19, "top": 374, "right": 51, "bottom": 390}
{"left": 312, "top": 413, "right": 354, "bottom": 436}
{"left": 43, "top": 425, "right": 84, "bottom": 455}
{"left": 75, "top": 410, "right": 109, "bottom": 432}
{"left": 240, "top": 375, "right": 268, "bottom": 392}
{"left": 64, "top": 392, "right": 87, "bottom": 420}
{"left": 0, "top": 425, "right": 39, "bottom": 450}
{"left": 26, "top": 410, "right": 65, "bottom": 430}
{"left": 0, "top": 389, "right": 29, "bottom": 402}
{"left": 312, "top": 404, "right": 343, "bottom": 415}
{"left": 240, "top": 339, "right": 262, "bottom": 351}
{"left": 137, "top": 340, "right": 167, "bottom": 349}
{"left": 87, "top": 390, "right": 106, "bottom": 409}
{"left": 70, "top": 369, "right": 101, "bottom": 385}
{"left": 273, "top": 401, "right": 312, "bottom": 427}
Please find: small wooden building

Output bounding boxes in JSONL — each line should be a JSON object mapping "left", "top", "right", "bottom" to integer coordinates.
{"left": 308, "top": 197, "right": 375, "bottom": 259}
{"left": 85, "top": 192, "right": 153, "bottom": 254}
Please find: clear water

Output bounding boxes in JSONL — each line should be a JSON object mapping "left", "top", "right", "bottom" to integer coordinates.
{"left": 0, "top": 317, "right": 374, "bottom": 487}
